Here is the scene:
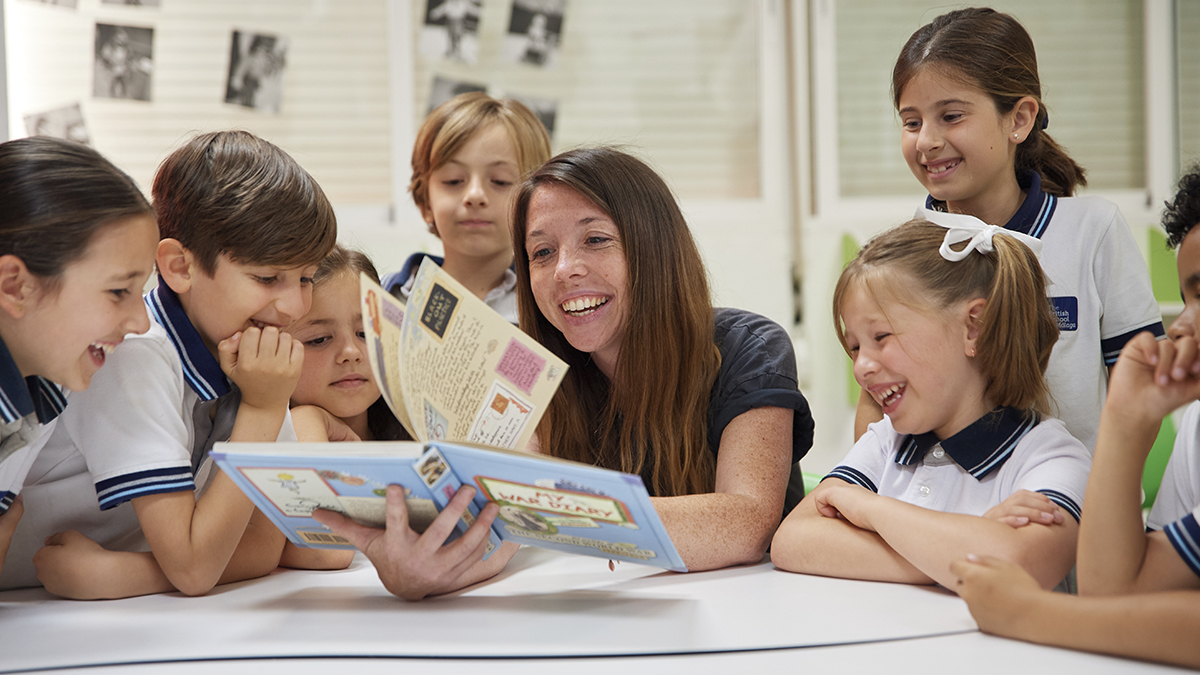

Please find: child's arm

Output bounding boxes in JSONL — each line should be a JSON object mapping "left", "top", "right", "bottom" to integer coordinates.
{"left": 0, "top": 495, "right": 22, "bottom": 577}
{"left": 1079, "top": 331, "right": 1200, "bottom": 595}
{"left": 952, "top": 555, "right": 1200, "bottom": 670}
{"left": 132, "top": 326, "right": 302, "bottom": 596}
{"left": 771, "top": 478, "right": 935, "bottom": 584}
{"left": 313, "top": 484, "right": 517, "bottom": 601}
{"left": 290, "top": 404, "right": 361, "bottom": 443}
{"left": 853, "top": 389, "right": 882, "bottom": 442}
{"left": 651, "top": 407, "right": 793, "bottom": 571}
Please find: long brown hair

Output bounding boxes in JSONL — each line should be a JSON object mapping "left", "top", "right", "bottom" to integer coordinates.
{"left": 892, "top": 7, "right": 1086, "bottom": 197}
{"left": 834, "top": 220, "right": 1058, "bottom": 415}
{"left": 511, "top": 148, "right": 719, "bottom": 496}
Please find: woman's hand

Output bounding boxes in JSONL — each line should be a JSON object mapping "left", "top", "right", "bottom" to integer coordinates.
{"left": 312, "top": 484, "right": 504, "bottom": 601}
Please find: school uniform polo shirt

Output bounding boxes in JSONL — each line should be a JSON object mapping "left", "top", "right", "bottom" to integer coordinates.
{"left": 926, "top": 172, "right": 1164, "bottom": 451}
{"left": 382, "top": 253, "right": 519, "bottom": 325}
{"left": 0, "top": 280, "right": 296, "bottom": 590}
{"left": 827, "top": 408, "right": 1089, "bottom": 521}
{"left": 0, "top": 337, "right": 66, "bottom": 514}
{"left": 1147, "top": 401, "right": 1200, "bottom": 578}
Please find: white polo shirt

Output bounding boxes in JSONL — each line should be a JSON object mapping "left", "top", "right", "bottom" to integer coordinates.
{"left": 1147, "top": 401, "right": 1200, "bottom": 578}
{"left": 0, "top": 281, "right": 295, "bottom": 589}
{"left": 926, "top": 172, "right": 1164, "bottom": 451}
{"left": 382, "top": 253, "right": 519, "bottom": 325}
{"left": 0, "top": 336, "right": 67, "bottom": 513}
{"left": 828, "top": 408, "right": 1090, "bottom": 522}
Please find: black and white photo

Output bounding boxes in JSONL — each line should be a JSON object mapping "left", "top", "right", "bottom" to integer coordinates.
{"left": 504, "top": 0, "right": 564, "bottom": 68}
{"left": 509, "top": 92, "right": 557, "bottom": 137}
{"left": 22, "top": 0, "right": 77, "bottom": 9}
{"left": 420, "top": 0, "right": 482, "bottom": 65}
{"left": 93, "top": 23, "right": 153, "bottom": 101}
{"left": 225, "top": 31, "right": 288, "bottom": 114}
{"left": 428, "top": 75, "right": 487, "bottom": 113}
{"left": 23, "top": 103, "right": 90, "bottom": 145}
{"left": 100, "top": 0, "right": 161, "bottom": 6}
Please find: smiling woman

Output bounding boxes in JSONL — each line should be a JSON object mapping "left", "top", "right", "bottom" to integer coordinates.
{"left": 511, "top": 147, "right": 814, "bottom": 572}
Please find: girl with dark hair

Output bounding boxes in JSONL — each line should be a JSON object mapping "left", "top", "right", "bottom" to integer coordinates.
{"left": 855, "top": 7, "right": 1163, "bottom": 453}
{"left": 0, "top": 137, "right": 157, "bottom": 576}
{"left": 774, "top": 215, "right": 1089, "bottom": 591}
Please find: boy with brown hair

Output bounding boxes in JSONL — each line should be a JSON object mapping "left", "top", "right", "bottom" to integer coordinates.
{"left": 0, "top": 131, "right": 337, "bottom": 597}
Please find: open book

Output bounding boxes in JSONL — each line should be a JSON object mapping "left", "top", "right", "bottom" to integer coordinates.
{"left": 360, "top": 258, "right": 563, "bottom": 450}
{"left": 211, "top": 440, "right": 687, "bottom": 571}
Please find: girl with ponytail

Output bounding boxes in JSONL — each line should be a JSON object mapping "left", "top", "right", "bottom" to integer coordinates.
{"left": 854, "top": 7, "right": 1163, "bottom": 452}
{"left": 773, "top": 217, "right": 1089, "bottom": 592}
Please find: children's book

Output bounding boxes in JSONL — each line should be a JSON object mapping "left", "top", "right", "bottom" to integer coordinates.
{"left": 210, "top": 440, "right": 687, "bottom": 572}
{"left": 359, "top": 258, "right": 566, "bottom": 451}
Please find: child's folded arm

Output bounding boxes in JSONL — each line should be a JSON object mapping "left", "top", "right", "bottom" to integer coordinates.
{"left": 33, "top": 530, "right": 174, "bottom": 600}
{"left": 770, "top": 478, "right": 934, "bottom": 584}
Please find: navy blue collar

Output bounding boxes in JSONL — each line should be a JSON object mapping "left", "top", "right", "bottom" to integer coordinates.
{"left": 893, "top": 407, "right": 1041, "bottom": 480}
{"left": 925, "top": 170, "right": 1058, "bottom": 239}
{"left": 380, "top": 253, "right": 445, "bottom": 296}
{"left": 0, "top": 336, "right": 67, "bottom": 425}
{"left": 145, "top": 278, "right": 230, "bottom": 401}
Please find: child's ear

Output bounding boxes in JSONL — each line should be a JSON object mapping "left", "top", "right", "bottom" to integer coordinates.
{"left": 156, "top": 239, "right": 196, "bottom": 294}
{"left": 964, "top": 297, "right": 987, "bottom": 355}
{"left": 0, "top": 255, "right": 37, "bottom": 319}
{"left": 1010, "top": 96, "right": 1039, "bottom": 144}
{"left": 417, "top": 202, "right": 440, "bottom": 237}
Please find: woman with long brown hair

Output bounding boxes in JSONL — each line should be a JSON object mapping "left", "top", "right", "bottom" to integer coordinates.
{"left": 512, "top": 147, "right": 812, "bottom": 570}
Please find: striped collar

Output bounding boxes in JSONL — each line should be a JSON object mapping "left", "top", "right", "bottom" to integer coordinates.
{"left": 0, "top": 336, "right": 67, "bottom": 425}
{"left": 926, "top": 170, "right": 1058, "bottom": 240}
{"left": 145, "top": 278, "right": 230, "bottom": 401}
{"left": 893, "top": 407, "right": 1041, "bottom": 480}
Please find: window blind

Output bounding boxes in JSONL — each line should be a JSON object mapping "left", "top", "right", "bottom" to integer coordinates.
{"left": 833, "top": 0, "right": 1144, "bottom": 198}
{"left": 4, "top": 0, "right": 391, "bottom": 206}
{"left": 412, "top": 0, "right": 761, "bottom": 200}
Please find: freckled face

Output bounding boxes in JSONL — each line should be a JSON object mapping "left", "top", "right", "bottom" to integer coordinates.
{"left": 289, "top": 272, "right": 381, "bottom": 420}
{"left": 524, "top": 183, "right": 629, "bottom": 379}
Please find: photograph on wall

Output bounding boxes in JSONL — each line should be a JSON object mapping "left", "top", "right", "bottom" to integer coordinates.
{"left": 23, "top": 103, "right": 90, "bottom": 145}
{"left": 225, "top": 31, "right": 288, "bottom": 114}
{"left": 93, "top": 24, "right": 153, "bottom": 102}
{"left": 504, "top": 0, "right": 564, "bottom": 68}
{"left": 100, "top": 0, "right": 161, "bottom": 6}
{"left": 509, "top": 92, "right": 557, "bottom": 137}
{"left": 428, "top": 75, "right": 487, "bottom": 113}
{"left": 420, "top": 0, "right": 483, "bottom": 65}
{"left": 22, "top": 0, "right": 77, "bottom": 8}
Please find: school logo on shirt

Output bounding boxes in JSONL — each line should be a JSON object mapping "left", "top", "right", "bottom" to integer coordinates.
{"left": 1050, "top": 297, "right": 1078, "bottom": 331}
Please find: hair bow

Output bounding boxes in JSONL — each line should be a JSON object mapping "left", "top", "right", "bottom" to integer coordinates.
{"left": 914, "top": 207, "right": 1043, "bottom": 261}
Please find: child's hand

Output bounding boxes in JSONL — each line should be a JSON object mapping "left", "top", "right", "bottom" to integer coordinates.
{"left": 312, "top": 484, "right": 499, "bottom": 601}
{"left": 0, "top": 496, "right": 24, "bottom": 571}
{"left": 1109, "top": 332, "right": 1200, "bottom": 423}
{"left": 983, "top": 490, "right": 1065, "bottom": 528}
{"left": 814, "top": 481, "right": 880, "bottom": 532}
{"left": 33, "top": 530, "right": 113, "bottom": 600}
{"left": 950, "top": 554, "right": 1045, "bottom": 635}
{"left": 219, "top": 326, "right": 304, "bottom": 412}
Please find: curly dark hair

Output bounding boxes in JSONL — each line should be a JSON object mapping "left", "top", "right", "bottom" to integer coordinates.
{"left": 1164, "top": 164, "right": 1200, "bottom": 250}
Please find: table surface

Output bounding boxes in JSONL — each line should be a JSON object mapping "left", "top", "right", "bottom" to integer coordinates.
{"left": 0, "top": 549, "right": 1185, "bottom": 674}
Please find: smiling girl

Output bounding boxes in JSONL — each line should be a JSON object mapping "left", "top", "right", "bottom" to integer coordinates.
{"left": 773, "top": 215, "right": 1089, "bottom": 591}
{"left": 855, "top": 8, "right": 1162, "bottom": 452}
{"left": 383, "top": 92, "right": 551, "bottom": 323}
{"left": 0, "top": 137, "right": 157, "bottom": 576}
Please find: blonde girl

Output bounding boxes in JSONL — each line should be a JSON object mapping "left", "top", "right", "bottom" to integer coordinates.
{"left": 773, "top": 216, "right": 1088, "bottom": 591}
{"left": 855, "top": 7, "right": 1163, "bottom": 451}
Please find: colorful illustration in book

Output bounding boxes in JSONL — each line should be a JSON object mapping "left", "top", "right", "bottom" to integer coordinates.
{"left": 476, "top": 477, "right": 636, "bottom": 528}
{"left": 468, "top": 382, "right": 533, "bottom": 447}
{"left": 418, "top": 449, "right": 449, "bottom": 487}
{"left": 497, "top": 504, "right": 556, "bottom": 534}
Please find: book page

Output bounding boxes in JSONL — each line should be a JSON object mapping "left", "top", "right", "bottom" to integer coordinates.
{"left": 396, "top": 258, "right": 567, "bottom": 450}
{"left": 360, "top": 273, "right": 418, "bottom": 439}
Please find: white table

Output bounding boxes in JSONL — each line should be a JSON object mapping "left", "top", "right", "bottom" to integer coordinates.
{"left": 0, "top": 549, "right": 1184, "bottom": 673}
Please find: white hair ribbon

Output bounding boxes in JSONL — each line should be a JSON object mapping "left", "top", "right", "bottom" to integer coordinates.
{"left": 914, "top": 207, "right": 1043, "bottom": 261}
